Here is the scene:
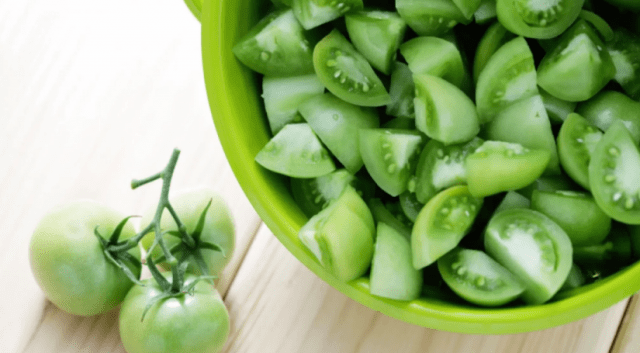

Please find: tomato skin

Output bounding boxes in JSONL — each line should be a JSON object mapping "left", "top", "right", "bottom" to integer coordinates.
{"left": 119, "top": 274, "right": 230, "bottom": 353}
{"left": 29, "top": 201, "right": 140, "bottom": 316}
{"left": 141, "top": 188, "right": 235, "bottom": 277}
{"left": 496, "top": 0, "right": 585, "bottom": 39}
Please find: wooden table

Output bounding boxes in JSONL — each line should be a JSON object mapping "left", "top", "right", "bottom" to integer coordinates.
{"left": 2, "top": 1, "right": 639, "bottom": 352}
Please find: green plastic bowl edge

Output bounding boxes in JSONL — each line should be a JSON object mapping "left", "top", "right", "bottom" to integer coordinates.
{"left": 200, "top": 0, "right": 640, "bottom": 334}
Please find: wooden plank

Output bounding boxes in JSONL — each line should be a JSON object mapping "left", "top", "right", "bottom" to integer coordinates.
{"left": 610, "top": 295, "right": 640, "bottom": 353}
{"left": 223, "top": 224, "right": 629, "bottom": 353}
{"left": 0, "top": 1, "right": 262, "bottom": 352}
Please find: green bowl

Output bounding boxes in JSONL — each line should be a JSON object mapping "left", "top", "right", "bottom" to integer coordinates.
{"left": 200, "top": 0, "right": 640, "bottom": 334}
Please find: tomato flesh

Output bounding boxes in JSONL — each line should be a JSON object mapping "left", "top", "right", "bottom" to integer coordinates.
{"left": 386, "top": 62, "right": 415, "bottom": 119}
{"left": 607, "top": 29, "right": 640, "bottom": 101}
{"left": 576, "top": 90, "right": 640, "bottom": 145}
{"left": 396, "top": 0, "right": 469, "bottom": 37}
{"left": 293, "top": 0, "right": 364, "bottom": 29}
{"left": 401, "top": 37, "right": 465, "bottom": 88}
{"left": 496, "top": 0, "right": 585, "bottom": 39}
{"left": 557, "top": 113, "right": 603, "bottom": 190}
{"left": 473, "top": 22, "right": 516, "bottom": 83}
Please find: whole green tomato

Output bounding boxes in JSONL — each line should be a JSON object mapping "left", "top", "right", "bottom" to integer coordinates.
{"left": 119, "top": 274, "right": 230, "bottom": 353}
{"left": 29, "top": 201, "right": 141, "bottom": 316}
{"left": 141, "top": 188, "right": 235, "bottom": 277}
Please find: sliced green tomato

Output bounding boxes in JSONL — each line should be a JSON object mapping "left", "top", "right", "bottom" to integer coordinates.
{"left": 382, "top": 117, "right": 415, "bottom": 130}
{"left": 475, "top": 37, "right": 538, "bottom": 124}
{"left": 292, "top": 0, "right": 363, "bottom": 29}
{"left": 413, "top": 138, "right": 484, "bottom": 204}
{"left": 412, "top": 186, "right": 483, "bottom": 269}
{"left": 537, "top": 20, "right": 616, "bottom": 102}
{"left": 485, "top": 208, "right": 573, "bottom": 304}
{"left": 386, "top": 62, "right": 415, "bottom": 119}
{"left": 400, "top": 192, "right": 424, "bottom": 222}
{"left": 557, "top": 113, "right": 603, "bottom": 190}
{"left": 401, "top": 37, "right": 465, "bottom": 88}
{"left": 589, "top": 121, "right": 640, "bottom": 225}
{"left": 370, "top": 223, "right": 423, "bottom": 301}
{"left": 413, "top": 74, "right": 480, "bottom": 145}
{"left": 474, "top": 0, "right": 497, "bottom": 24}
{"left": 360, "top": 128, "right": 424, "bottom": 196}
{"left": 518, "top": 174, "right": 578, "bottom": 199}
{"left": 452, "top": 0, "right": 482, "bottom": 19}
{"left": 473, "top": 22, "right": 516, "bottom": 83}
{"left": 255, "top": 123, "right": 335, "bottom": 178}
{"left": 539, "top": 88, "right": 577, "bottom": 124}
{"left": 345, "top": 11, "right": 407, "bottom": 75}
{"left": 313, "top": 30, "right": 390, "bottom": 107}
{"left": 559, "top": 263, "right": 586, "bottom": 292}
{"left": 466, "top": 141, "right": 550, "bottom": 198}
{"left": 262, "top": 75, "right": 324, "bottom": 134}
{"left": 233, "top": 9, "right": 314, "bottom": 76}
{"left": 291, "top": 169, "right": 359, "bottom": 217}
{"left": 299, "top": 187, "right": 374, "bottom": 282}
{"left": 531, "top": 190, "right": 612, "bottom": 247}
{"left": 483, "top": 95, "right": 560, "bottom": 175}
{"left": 577, "top": 91, "right": 640, "bottom": 145}
{"left": 573, "top": 223, "right": 633, "bottom": 267}
{"left": 300, "top": 93, "right": 379, "bottom": 174}
{"left": 438, "top": 248, "right": 525, "bottom": 306}
{"left": 396, "top": 0, "right": 469, "bottom": 37}
{"left": 579, "top": 10, "right": 614, "bottom": 42}
{"left": 607, "top": 30, "right": 640, "bottom": 100}
{"left": 496, "top": 0, "right": 585, "bottom": 39}
{"left": 368, "top": 198, "right": 412, "bottom": 240}
{"left": 495, "top": 191, "right": 530, "bottom": 213}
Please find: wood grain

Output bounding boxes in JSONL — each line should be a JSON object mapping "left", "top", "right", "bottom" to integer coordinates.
{"left": 222, "top": 224, "right": 629, "bottom": 353}
{"left": 611, "top": 295, "right": 640, "bottom": 353}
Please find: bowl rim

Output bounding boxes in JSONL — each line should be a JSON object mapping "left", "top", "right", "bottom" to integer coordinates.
{"left": 201, "top": 0, "right": 640, "bottom": 334}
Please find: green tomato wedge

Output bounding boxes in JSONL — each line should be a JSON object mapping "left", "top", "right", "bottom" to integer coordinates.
{"left": 537, "top": 20, "right": 616, "bottom": 102}
{"left": 298, "top": 186, "right": 374, "bottom": 282}
{"left": 369, "top": 198, "right": 413, "bottom": 240}
{"left": 588, "top": 121, "right": 640, "bottom": 225}
{"left": 290, "top": 169, "right": 374, "bottom": 217}
{"left": 475, "top": 37, "right": 538, "bottom": 124}
{"left": 300, "top": 93, "right": 379, "bottom": 174}
{"left": 232, "top": 9, "right": 315, "bottom": 76}
{"left": 255, "top": 123, "right": 335, "bottom": 178}
{"left": 262, "top": 74, "right": 324, "bottom": 134}
{"left": 313, "top": 30, "right": 390, "bottom": 107}
{"left": 607, "top": 30, "right": 640, "bottom": 101}
{"left": 474, "top": 0, "right": 497, "bottom": 24}
{"left": 540, "top": 87, "right": 577, "bottom": 124}
{"left": 496, "top": 0, "right": 585, "bottom": 39}
{"left": 345, "top": 11, "right": 407, "bottom": 75}
{"left": 413, "top": 74, "right": 480, "bottom": 145}
{"left": 360, "top": 128, "right": 424, "bottom": 196}
{"left": 466, "top": 141, "right": 550, "bottom": 198}
{"left": 518, "top": 174, "right": 578, "bottom": 199}
{"left": 484, "top": 208, "right": 573, "bottom": 304}
{"left": 473, "top": 22, "right": 516, "bottom": 83}
{"left": 413, "top": 137, "right": 484, "bottom": 204}
{"left": 483, "top": 94, "right": 560, "bottom": 175}
{"left": 400, "top": 192, "right": 424, "bottom": 222}
{"left": 438, "top": 248, "right": 525, "bottom": 306}
{"left": 401, "top": 37, "right": 465, "bottom": 88}
{"left": 370, "top": 223, "right": 423, "bottom": 301}
{"left": 557, "top": 113, "right": 603, "bottom": 190}
{"left": 292, "top": 0, "right": 363, "bottom": 30}
{"left": 559, "top": 263, "right": 586, "bottom": 292}
{"left": 386, "top": 62, "right": 415, "bottom": 119}
{"left": 577, "top": 90, "right": 640, "bottom": 145}
{"left": 531, "top": 190, "right": 612, "bottom": 246}
{"left": 495, "top": 191, "right": 530, "bottom": 213}
{"left": 412, "top": 185, "right": 483, "bottom": 269}
{"left": 452, "top": 0, "right": 482, "bottom": 19}
{"left": 383, "top": 117, "right": 415, "bottom": 130}
{"left": 579, "top": 10, "right": 614, "bottom": 42}
{"left": 573, "top": 224, "right": 633, "bottom": 267}
{"left": 396, "top": 0, "right": 470, "bottom": 37}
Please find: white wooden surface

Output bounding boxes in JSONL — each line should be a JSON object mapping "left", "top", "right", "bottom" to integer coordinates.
{"left": 1, "top": 1, "right": 638, "bottom": 352}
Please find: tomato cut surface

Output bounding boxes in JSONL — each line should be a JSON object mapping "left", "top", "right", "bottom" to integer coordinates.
{"left": 475, "top": 37, "right": 538, "bottom": 123}
{"left": 396, "top": 0, "right": 469, "bottom": 37}
{"left": 300, "top": 93, "right": 379, "bottom": 174}
{"left": 438, "top": 248, "right": 525, "bottom": 306}
{"left": 540, "top": 88, "right": 576, "bottom": 124}
{"left": 496, "top": 0, "right": 585, "bottom": 39}
{"left": 473, "top": 22, "right": 516, "bottom": 83}
{"left": 401, "top": 37, "right": 465, "bottom": 88}
{"left": 484, "top": 208, "right": 573, "bottom": 304}
{"left": 386, "top": 62, "right": 415, "bottom": 119}
{"left": 412, "top": 185, "right": 483, "bottom": 269}
{"left": 589, "top": 121, "right": 640, "bottom": 225}
{"left": 290, "top": 169, "right": 360, "bottom": 217}
{"left": 577, "top": 90, "right": 640, "bottom": 145}
{"left": 293, "top": 0, "right": 364, "bottom": 29}
{"left": 313, "top": 30, "right": 390, "bottom": 107}
{"left": 557, "top": 113, "right": 603, "bottom": 190}
{"left": 607, "top": 30, "right": 640, "bottom": 100}
{"left": 255, "top": 123, "right": 336, "bottom": 178}
{"left": 474, "top": 0, "right": 497, "bottom": 24}
{"left": 232, "top": 9, "right": 315, "bottom": 76}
